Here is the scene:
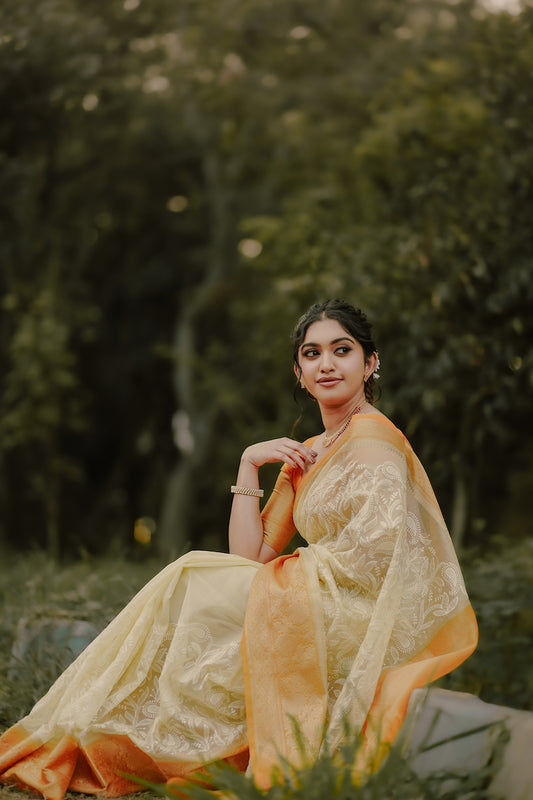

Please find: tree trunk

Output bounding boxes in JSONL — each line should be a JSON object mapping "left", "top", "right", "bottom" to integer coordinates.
{"left": 450, "top": 462, "right": 469, "bottom": 554}
{"left": 158, "top": 145, "right": 233, "bottom": 557}
{"left": 449, "top": 404, "right": 476, "bottom": 553}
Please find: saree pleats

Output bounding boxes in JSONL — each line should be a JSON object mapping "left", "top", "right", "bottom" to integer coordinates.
{"left": 0, "top": 730, "right": 168, "bottom": 799}
{"left": 242, "top": 553, "right": 327, "bottom": 787}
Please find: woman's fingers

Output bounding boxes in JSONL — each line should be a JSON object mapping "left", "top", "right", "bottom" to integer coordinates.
{"left": 274, "top": 438, "right": 316, "bottom": 469}
{"left": 278, "top": 442, "right": 308, "bottom": 468}
{"left": 244, "top": 438, "right": 316, "bottom": 469}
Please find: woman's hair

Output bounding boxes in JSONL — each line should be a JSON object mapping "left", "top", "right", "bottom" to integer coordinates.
{"left": 291, "top": 299, "right": 378, "bottom": 403}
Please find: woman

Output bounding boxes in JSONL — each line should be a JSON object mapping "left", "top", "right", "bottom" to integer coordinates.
{"left": 0, "top": 300, "right": 477, "bottom": 799}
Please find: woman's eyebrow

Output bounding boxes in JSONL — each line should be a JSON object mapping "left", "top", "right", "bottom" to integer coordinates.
{"left": 301, "top": 336, "right": 355, "bottom": 348}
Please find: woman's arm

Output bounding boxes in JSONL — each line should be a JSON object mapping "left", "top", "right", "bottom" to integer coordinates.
{"left": 228, "top": 438, "right": 316, "bottom": 563}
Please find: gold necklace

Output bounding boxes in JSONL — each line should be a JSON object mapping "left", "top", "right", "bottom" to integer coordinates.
{"left": 322, "top": 402, "right": 365, "bottom": 448}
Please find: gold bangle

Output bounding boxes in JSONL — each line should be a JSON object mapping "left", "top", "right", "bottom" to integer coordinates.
{"left": 231, "top": 485, "right": 264, "bottom": 498}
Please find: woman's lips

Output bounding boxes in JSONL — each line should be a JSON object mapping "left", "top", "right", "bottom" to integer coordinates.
{"left": 317, "top": 378, "right": 341, "bottom": 386}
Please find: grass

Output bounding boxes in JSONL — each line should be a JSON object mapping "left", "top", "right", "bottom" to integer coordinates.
{"left": 0, "top": 549, "right": 166, "bottom": 731}
{"left": 0, "top": 789, "right": 155, "bottom": 800}
{"left": 0, "top": 549, "right": 165, "bottom": 799}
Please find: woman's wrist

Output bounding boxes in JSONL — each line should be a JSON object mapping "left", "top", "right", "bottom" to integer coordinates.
{"left": 240, "top": 448, "right": 259, "bottom": 469}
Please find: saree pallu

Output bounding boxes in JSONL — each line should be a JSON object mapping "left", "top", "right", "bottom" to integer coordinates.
{"left": 246, "top": 414, "right": 477, "bottom": 785}
{"left": 0, "top": 414, "right": 477, "bottom": 797}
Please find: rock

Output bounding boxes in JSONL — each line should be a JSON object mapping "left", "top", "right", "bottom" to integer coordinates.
{"left": 9, "top": 616, "right": 102, "bottom": 679}
{"left": 401, "top": 687, "right": 533, "bottom": 800}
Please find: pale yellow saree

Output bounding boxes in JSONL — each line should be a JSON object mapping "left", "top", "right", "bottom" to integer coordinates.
{"left": 0, "top": 415, "right": 477, "bottom": 798}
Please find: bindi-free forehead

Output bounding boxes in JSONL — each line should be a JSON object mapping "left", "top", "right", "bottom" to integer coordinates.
{"left": 300, "top": 318, "right": 356, "bottom": 349}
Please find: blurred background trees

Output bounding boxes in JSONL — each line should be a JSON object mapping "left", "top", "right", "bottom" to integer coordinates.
{"left": 0, "top": 0, "right": 532, "bottom": 559}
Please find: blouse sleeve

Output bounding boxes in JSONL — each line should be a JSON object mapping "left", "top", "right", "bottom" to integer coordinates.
{"left": 261, "top": 464, "right": 297, "bottom": 554}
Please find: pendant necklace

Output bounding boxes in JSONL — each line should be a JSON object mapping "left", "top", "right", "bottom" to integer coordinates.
{"left": 322, "top": 402, "right": 365, "bottom": 448}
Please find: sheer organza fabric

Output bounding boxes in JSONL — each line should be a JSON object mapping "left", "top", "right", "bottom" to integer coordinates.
{"left": 0, "top": 415, "right": 477, "bottom": 798}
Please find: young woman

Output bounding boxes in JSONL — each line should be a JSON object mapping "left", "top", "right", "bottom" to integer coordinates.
{"left": 0, "top": 300, "right": 477, "bottom": 799}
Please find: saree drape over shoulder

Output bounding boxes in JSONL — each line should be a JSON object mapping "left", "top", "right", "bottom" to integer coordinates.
{"left": 0, "top": 415, "right": 477, "bottom": 798}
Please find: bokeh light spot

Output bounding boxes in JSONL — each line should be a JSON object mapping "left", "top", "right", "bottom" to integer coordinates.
{"left": 82, "top": 94, "right": 99, "bottom": 111}
{"left": 290, "top": 26, "right": 310, "bottom": 39}
{"left": 134, "top": 517, "right": 156, "bottom": 545}
{"left": 167, "top": 195, "right": 188, "bottom": 213}
{"left": 143, "top": 75, "right": 170, "bottom": 93}
{"left": 238, "top": 239, "right": 262, "bottom": 258}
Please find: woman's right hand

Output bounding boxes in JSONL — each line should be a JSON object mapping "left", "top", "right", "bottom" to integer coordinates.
{"left": 241, "top": 438, "right": 317, "bottom": 472}
{"left": 229, "top": 438, "right": 316, "bottom": 563}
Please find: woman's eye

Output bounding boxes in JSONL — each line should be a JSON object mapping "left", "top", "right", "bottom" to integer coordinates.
{"left": 336, "top": 346, "right": 351, "bottom": 355}
{"left": 302, "top": 349, "right": 319, "bottom": 358}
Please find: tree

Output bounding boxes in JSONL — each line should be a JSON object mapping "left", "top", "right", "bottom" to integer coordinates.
{"left": 1, "top": 0, "right": 532, "bottom": 555}
{"left": 0, "top": 285, "right": 91, "bottom": 558}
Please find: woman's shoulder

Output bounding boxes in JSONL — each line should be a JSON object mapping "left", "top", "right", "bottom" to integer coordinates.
{"left": 348, "top": 410, "right": 412, "bottom": 453}
{"left": 356, "top": 407, "right": 400, "bottom": 431}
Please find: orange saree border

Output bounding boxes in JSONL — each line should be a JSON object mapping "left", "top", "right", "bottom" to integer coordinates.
{"left": 242, "top": 553, "right": 327, "bottom": 789}
{"left": 0, "top": 727, "right": 165, "bottom": 799}
{"left": 0, "top": 723, "right": 250, "bottom": 799}
{"left": 355, "top": 604, "right": 478, "bottom": 772}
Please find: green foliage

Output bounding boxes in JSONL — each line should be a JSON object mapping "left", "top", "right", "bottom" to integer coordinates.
{"left": 442, "top": 537, "right": 533, "bottom": 709}
{"left": 0, "top": 283, "right": 92, "bottom": 558}
{"left": 238, "top": 2, "right": 533, "bottom": 547}
{"left": 0, "top": 0, "right": 532, "bottom": 554}
{"left": 125, "top": 721, "right": 507, "bottom": 800}
{"left": 0, "top": 285, "right": 93, "bottom": 454}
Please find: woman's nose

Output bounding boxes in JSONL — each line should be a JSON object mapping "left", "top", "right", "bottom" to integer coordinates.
{"left": 320, "top": 353, "right": 334, "bottom": 372}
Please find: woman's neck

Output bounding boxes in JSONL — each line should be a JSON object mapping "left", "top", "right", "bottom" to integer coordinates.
{"left": 320, "top": 393, "right": 368, "bottom": 435}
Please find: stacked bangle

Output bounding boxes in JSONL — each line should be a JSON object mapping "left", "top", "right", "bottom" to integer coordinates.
{"left": 231, "top": 485, "right": 264, "bottom": 498}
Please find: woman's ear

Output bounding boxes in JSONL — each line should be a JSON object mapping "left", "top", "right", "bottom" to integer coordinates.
{"left": 294, "top": 363, "right": 304, "bottom": 388}
{"left": 364, "top": 351, "right": 379, "bottom": 381}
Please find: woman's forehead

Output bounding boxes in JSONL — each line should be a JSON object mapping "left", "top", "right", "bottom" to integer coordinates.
{"left": 301, "top": 318, "right": 353, "bottom": 344}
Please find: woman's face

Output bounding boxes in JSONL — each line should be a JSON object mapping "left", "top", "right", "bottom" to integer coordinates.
{"left": 296, "top": 318, "right": 372, "bottom": 408}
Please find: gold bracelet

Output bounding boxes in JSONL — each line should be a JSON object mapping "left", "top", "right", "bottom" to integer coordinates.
{"left": 231, "top": 485, "right": 264, "bottom": 498}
